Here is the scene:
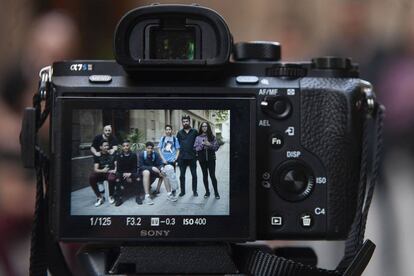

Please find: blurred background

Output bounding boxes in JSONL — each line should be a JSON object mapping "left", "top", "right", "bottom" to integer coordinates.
{"left": 1, "top": 0, "right": 414, "bottom": 275}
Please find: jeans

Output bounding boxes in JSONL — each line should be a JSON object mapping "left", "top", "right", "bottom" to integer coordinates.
{"left": 199, "top": 159, "right": 218, "bottom": 194}
{"left": 179, "top": 158, "right": 197, "bottom": 193}
{"left": 89, "top": 172, "right": 116, "bottom": 197}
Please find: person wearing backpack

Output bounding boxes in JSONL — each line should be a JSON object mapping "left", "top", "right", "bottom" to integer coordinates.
{"left": 138, "top": 141, "right": 163, "bottom": 205}
{"left": 158, "top": 125, "right": 180, "bottom": 169}
{"left": 154, "top": 125, "right": 180, "bottom": 201}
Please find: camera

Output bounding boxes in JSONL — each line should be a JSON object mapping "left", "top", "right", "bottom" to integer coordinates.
{"left": 46, "top": 4, "right": 372, "bottom": 243}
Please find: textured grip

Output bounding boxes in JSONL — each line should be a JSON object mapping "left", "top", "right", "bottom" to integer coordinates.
{"left": 300, "top": 78, "right": 364, "bottom": 238}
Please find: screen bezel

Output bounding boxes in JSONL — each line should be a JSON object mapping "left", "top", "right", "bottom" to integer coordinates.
{"left": 54, "top": 96, "right": 255, "bottom": 242}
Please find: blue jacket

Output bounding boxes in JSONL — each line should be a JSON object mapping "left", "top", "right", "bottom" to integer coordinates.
{"left": 138, "top": 151, "right": 162, "bottom": 171}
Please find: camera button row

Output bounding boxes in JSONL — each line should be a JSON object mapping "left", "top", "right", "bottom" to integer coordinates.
{"left": 236, "top": 75, "right": 259, "bottom": 84}
{"left": 89, "top": 75, "right": 112, "bottom": 83}
{"left": 270, "top": 214, "right": 314, "bottom": 228}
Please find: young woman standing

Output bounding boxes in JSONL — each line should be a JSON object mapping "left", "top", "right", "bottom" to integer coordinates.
{"left": 194, "top": 122, "right": 220, "bottom": 199}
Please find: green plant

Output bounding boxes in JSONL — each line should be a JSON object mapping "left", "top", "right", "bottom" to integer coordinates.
{"left": 117, "top": 128, "right": 146, "bottom": 153}
{"left": 215, "top": 110, "right": 229, "bottom": 122}
{"left": 128, "top": 128, "right": 144, "bottom": 144}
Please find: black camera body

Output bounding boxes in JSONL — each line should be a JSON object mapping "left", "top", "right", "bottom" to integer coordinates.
{"left": 49, "top": 4, "right": 367, "bottom": 242}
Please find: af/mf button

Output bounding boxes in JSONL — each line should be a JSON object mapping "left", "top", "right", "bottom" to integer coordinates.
{"left": 260, "top": 96, "right": 292, "bottom": 120}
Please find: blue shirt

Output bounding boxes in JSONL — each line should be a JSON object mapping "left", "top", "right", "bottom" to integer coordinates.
{"left": 158, "top": 135, "right": 180, "bottom": 162}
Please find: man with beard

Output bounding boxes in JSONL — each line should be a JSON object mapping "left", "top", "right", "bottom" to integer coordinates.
{"left": 177, "top": 115, "right": 199, "bottom": 197}
{"left": 90, "top": 125, "right": 118, "bottom": 157}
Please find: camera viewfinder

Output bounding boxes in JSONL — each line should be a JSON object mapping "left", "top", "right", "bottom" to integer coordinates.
{"left": 149, "top": 27, "right": 197, "bottom": 60}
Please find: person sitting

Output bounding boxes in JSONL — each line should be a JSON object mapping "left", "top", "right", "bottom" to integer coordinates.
{"left": 138, "top": 141, "right": 163, "bottom": 205}
{"left": 88, "top": 141, "right": 117, "bottom": 206}
{"left": 115, "top": 140, "right": 141, "bottom": 206}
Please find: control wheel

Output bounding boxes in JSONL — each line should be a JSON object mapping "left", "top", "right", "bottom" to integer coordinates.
{"left": 266, "top": 63, "right": 307, "bottom": 78}
{"left": 311, "top": 57, "right": 352, "bottom": 70}
{"left": 233, "top": 41, "right": 281, "bottom": 61}
{"left": 272, "top": 161, "right": 314, "bottom": 201}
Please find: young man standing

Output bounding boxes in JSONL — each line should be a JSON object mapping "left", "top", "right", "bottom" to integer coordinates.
{"left": 177, "top": 115, "right": 199, "bottom": 197}
{"left": 89, "top": 141, "right": 117, "bottom": 207}
{"left": 90, "top": 125, "right": 118, "bottom": 157}
{"left": 155, "top": 125, "right": 180, "bottom": 198}
{"left": 116, "top": 140, "right": 142, "bottom": 206}
{"left": 138, "top": 142, "right": 163, "bottom": 205}
{"left": 158, "top": 124, "right": 180, "bottom": 168}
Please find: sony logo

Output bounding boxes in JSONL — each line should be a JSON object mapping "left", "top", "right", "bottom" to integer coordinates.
{"left": 140, "top": 230, "right": 171, "bottom": 237}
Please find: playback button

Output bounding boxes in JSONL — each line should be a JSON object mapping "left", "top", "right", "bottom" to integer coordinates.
{"left": 271, "top": 215, "right": 283, "bottom": 227}
{"left": 270, "top": 133, "right": 284, "bottom": 150}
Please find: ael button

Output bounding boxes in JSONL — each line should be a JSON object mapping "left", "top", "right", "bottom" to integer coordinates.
{"left": 261, "top": 96, "right": 292, "bottom": 120}
{"left": 273, "top": 100, "right": 288, "bottom": 115}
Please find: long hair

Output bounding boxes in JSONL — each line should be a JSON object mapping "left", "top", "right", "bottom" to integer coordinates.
{"left": 198, "top": 122, "right": 215, "bottom": 142}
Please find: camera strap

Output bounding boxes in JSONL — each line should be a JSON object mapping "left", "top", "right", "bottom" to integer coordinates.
{"left": 239, "top": 95, "right": 384, "bottom": 276}
{"left": 23, "top": 66, "right": 71, "bottom": 276}
{"left": 337, "top": 99, "right": 385, "bottom": 274}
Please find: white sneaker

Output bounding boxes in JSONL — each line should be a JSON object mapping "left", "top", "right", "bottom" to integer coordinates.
{"left": 143, "top": 195, "right": 154, "bottom": 205}
{"left": 94, "top": 197, "right": 105, "bottom": 207}
{"left": 167, "top": 193, "right": 178, "bottom": 202}
{"left": 109, "top": 196, "right": 115, "bottom": 204}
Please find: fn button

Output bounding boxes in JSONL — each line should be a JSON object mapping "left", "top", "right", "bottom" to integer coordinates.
{"left": 270, "top": 133, "right": 284, "bottom": 150}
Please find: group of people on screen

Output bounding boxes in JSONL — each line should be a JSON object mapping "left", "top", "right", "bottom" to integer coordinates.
{"left": 87, "top": 115, "right": 221, "bottom": 207}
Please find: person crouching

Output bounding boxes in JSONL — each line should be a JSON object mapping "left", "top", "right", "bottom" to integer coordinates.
{"left": 139, "top": 142, "right": 163, "bottom": 205}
